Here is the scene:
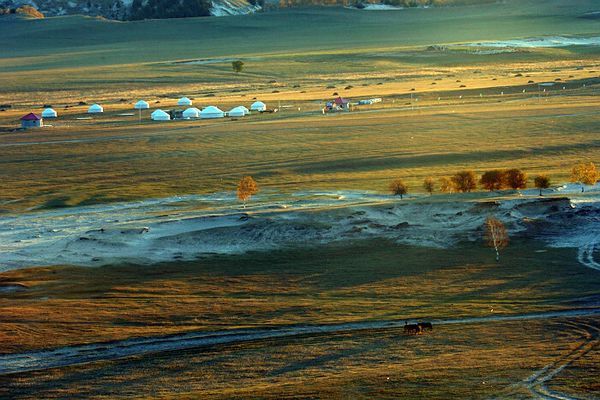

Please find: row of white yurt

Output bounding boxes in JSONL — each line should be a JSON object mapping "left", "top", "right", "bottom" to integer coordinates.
{"left": 42, "top": 108, "right": 57, "bottom": 118}
{"left": 151, "top": 109, "right": 171, "bottom": 121}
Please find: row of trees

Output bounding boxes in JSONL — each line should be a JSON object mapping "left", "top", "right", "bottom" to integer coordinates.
{"left": 236, "top": 163, "right": 597, "bottom": 207}
{"left": 390, "top": 162, "right": 598, "bottom": 198}
{"left": 238, "top": 163, "right": 598, "bottom": 207}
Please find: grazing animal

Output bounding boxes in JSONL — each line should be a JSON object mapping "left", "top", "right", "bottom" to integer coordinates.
{"left": 418, "top": 322, "right": 433, "bottom": 332}
{"left": 404, "top": 324, "right": 421, "bottom": 335}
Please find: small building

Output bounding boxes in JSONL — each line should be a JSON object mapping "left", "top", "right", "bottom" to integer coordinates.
{"left": 324, "top": 97, "right": 351, "bottom": 113}
{"left": 151, "top": 109, "right": 171, "bottom": 121}
{"left": 177, "top": 97, "right": 192, "bottom": 106}
{"left": 42, "top": 108, "right": 57, "bottom": 118}
{"left": 334, "top": 97, "right": 350, "bottom": 110}
{"left": 88, "top": 104, "right": 103, "bottom": 113}
{"left": 168, "top": 109, "right": 184, "bottom": 119}
{"left": 182, "top": 107, "right": 201, "bottom": 119}
{"left": 228, "top": 106, "right": 246, "bottom": 117}
{"left": 200, "top": 106, "right": 225, "bottom": 119}
{"left": 134, "top": 100, "right": 149, "bottom": 110}
{"left": 20, "top": 113, "right": 43, "bottom": 128}
{"left": 250, "top": 101, "right": 266, "bottom": 112}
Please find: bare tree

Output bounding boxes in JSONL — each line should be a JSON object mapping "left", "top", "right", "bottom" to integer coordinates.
{"left": 480, "top": 170, "right": 506, "bottom": 191}
{"left": 534, "top": 175, "right": 550, "bottom": 196}
{"left": 571, "top": 162, "right": 598, "bottom": 192}
{"left": 237, "top": 176, "right": 258, "bottom": 208}
{"left": 451, "top": 170, "right": 477, "bottom": 192}
{"left": 389, "top": 179, "right": 408, "bottom": 199}
{"left": 484, "top": 216, "right": 509, "bottom": 261}
{"left": 505, "top": 168, "right": 527, "bottom": 190}
{"left": 423, "top": 177, "right": 435, "bottom": 195}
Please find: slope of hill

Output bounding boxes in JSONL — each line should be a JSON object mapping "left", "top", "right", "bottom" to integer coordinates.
{"left": 0, "top": 0, "right": 500, "bottom": 19}
{"left": 0, "top": 0, "right": 261, "bottom": 18}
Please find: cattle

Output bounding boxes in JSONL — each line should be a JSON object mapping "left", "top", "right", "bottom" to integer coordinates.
{"left": 403, "top": 321, "right": 433, "bottom": 335}
{"left": 403, "top": 323, "right": 421, "bottom": 335}
{"left": 418, "top": 322, "right": 433, "bottom": 332}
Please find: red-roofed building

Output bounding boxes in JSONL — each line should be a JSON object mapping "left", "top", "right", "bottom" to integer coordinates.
{"left": 20, "top": 113, "right": 43, "bottom": 128}
{"left": 334, "top": 97, "right": 349, "bottom": 106}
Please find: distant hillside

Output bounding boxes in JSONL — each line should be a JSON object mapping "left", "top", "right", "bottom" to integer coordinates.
{"left": 0, "top": 0, "right": 260, "bottom": 18}
{"left": 0, "top": 4, "right": 44, "bottom": 17}
{"left": 0, "top": 0, "right": 498, "bottom": 19}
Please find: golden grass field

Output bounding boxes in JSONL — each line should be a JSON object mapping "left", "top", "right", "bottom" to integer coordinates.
{"left": 1, "top": 78, "right": 600, "bottom": 212}
{"left": 1, "top": 2, "right": 599, "bottom": 212}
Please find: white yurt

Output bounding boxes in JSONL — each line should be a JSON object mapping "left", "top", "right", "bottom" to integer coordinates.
{"left": 182, "top": 107, "right": 201, "bottom": 119}
{"left": 151, "top": 109, "right": 171, "bottom": 121}
{"left": 134, "top": 100, "right": 149, "bottom": 110}
{"left": 200, "top": 106, "right": 225, "bottom": 119}
{"left": 228, "top": 106, "right": 246, "bottom": 117}
{"left": 41, "top": 108, "right": 57, "bottom": 118}
{"left": 250, "top": 101, "right": 266, "bottom": 112}
{"left": 88, "top": 104, "right": 103, "bottom": 113}
{"left": 240, "top": 106, "right": 250, "bottom": 115}
{"left": 177, "top": 97, "right": 192, "bottom": 106}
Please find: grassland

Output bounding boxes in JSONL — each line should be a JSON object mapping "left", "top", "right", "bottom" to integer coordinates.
{"left": 1, "top": 1, "right": 600, "bottom": 212}
{"left": 2, "top": 89, "right": 600, "bottom": 212}
{"left": 1, "top": 1, "right": 599, "bottom": 398}
{"left": 1, "top": 239, "right": 599, "bottom": 398}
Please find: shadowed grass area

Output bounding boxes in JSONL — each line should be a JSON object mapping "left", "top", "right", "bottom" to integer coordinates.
{"left": 1, "top": 239, "right": 598, "bottom": 354}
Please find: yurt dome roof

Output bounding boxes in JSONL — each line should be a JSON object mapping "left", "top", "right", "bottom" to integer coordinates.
{"left": 177, "top": 97, "right": 192, "bottom": 106}
{"left": 250, "top": 101, "right": 266, "bottom": 110}
{"left": 134, "top": 100, "right": 149, "bottom": 109}
{"left": 182, "top": 107, "right": 201, "bottom": 118}
{"left": 151, "top": 110, "right": 171, "bottom": 120}
{"left": 42, "top": 108, "right": 57, "bottom": 117}
{"left": 200, "top": 106, "right": 225, "bottom": 118}
{"left": 88, "top": 104, "right": 103, "bottom": 113}
{"left": 228, "top": 106, "right": 246, "bottom": 117}
{"left": 201, "top": 106, "right": 224, "bottom": 114}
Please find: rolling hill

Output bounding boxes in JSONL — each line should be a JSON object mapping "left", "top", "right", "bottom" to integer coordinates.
{"left": 1, "top": 0, "right": 501, "bottom": 19}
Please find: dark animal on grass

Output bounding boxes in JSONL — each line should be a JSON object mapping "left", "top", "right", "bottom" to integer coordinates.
{"left": 404, "top": 324, "right": 421, "bottom": 335}
{"left": 418, "top": 322, "right": 433, "bottom": 332}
